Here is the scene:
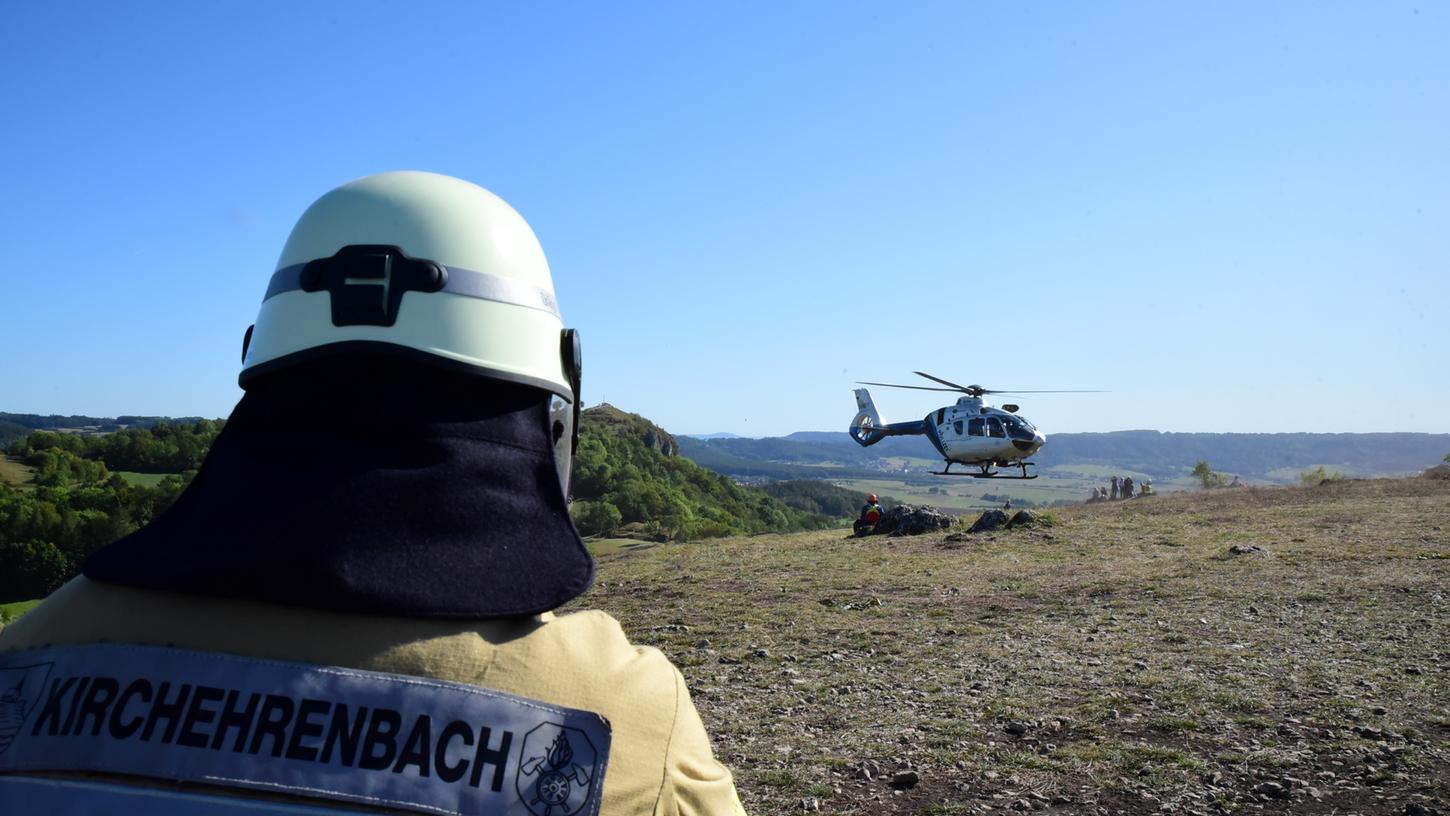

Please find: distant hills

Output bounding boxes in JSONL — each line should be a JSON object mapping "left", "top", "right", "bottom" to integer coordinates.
{"left": 0, "top": 412, "right": 208, "bottom": 446}
{"left": 679, "top": 429, "right": 1450, "bottom": 482}
{"left": 6, "top": 410, "right": 1446, "bottom": 486}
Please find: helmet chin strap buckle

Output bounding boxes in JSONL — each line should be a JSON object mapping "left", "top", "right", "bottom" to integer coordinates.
{"left": 300, "top": 245, "right": 447, "bottom": 327}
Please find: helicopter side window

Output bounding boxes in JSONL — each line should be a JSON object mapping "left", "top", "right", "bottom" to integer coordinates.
{"left": 967, "top": 418, "right": 984, "bottom": 436}
{"left": 986, "top": 417, "right": 1006, "bottom": 438}
{"left": 953, "top": 420, "right": 963, "bottom": 435}
{"left": 936, "top": 408, "right": 946, "bottom": 424}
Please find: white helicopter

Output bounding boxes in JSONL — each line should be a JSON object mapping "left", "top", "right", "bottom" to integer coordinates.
{"left": 848, "top": 372, "right": 1101, "bottom": 479}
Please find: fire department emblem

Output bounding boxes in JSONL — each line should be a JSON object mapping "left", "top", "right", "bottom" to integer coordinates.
{"left": 516, "top": 722, "right": 599, "bottom": 816}
{"left": 0, "top": 661, "right": 52, "bottom": 757}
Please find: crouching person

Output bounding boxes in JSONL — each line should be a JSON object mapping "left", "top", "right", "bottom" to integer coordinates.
{"left": 854, "top": 494, "right": 884, "bottom": 535}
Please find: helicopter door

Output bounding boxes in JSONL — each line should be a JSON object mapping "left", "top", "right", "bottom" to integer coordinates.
{"left": 967, "top": 417, "right": 985, "bottom": 436}
{"left": 985, "top": 417, "right": 1006, "bottom": 438}
{"left": 953, "top": 420, "right": 963, "bottom": 435}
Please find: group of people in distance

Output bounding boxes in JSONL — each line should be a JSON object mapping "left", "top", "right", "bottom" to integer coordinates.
{"left": 1089, "top": 474, "right": 1154, "bottom": 502}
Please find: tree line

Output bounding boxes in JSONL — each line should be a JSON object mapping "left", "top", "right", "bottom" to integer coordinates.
{"left": 0, "top": 421, "right": 220, "bottom": 602}
{"left": 0, "top": 409, "right": 863, "bottom": 601}
{"left": 6, "top": 421, "right": 223, "bottom": 474}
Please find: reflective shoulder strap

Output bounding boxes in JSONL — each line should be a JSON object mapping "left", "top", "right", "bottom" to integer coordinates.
{"left": 0, "top": 644, "right": 611, "bottom": 816}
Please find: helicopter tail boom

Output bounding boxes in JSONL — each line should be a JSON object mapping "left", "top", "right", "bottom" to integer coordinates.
{"left": 849, "top": 388, "right": 927, "bottom": 446}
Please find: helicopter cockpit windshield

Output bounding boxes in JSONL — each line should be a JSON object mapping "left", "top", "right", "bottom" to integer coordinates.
{"left": 1001, "top": 415, "right": 1037, "bottom": 442}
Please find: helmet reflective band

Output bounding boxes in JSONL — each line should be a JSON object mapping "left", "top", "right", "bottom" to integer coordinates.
{"left": 240, "top": 171, "right": 581, "bottom": 493}
{"left": 240, "top": 172, "right": 571, "bottom": 399}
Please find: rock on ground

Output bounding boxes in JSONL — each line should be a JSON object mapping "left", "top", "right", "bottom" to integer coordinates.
{"left": 873, "top": 504, "right": 955, "bottom": 536}
{"left": 1007, "top": 510, "right": 1040, "bottom": 528}
{"left": 969, "top": 509, "right": 1010, "bottom": 533}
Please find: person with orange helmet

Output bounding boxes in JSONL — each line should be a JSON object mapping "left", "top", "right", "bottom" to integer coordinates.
{"left": 854, "top": 493, "right": 884, "bottom": 535}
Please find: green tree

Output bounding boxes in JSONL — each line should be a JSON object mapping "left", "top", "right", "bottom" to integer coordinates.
{"left": 567, "top": 407, "right": 833, "bottom": 541}
{"left": 1300, "top": 466, "right": 1343, "bottom": 485}
{"left": 0, "top": 540, "right": 74, "bottom": 601}
{"left": 1191, "top": 460, "right": 1227, "bottom": 489}
{"left": 0, "top": 428, "right": 206, "bottom": 603}
{"left": 569, "top": 500, "right": 622, "bottom": 537}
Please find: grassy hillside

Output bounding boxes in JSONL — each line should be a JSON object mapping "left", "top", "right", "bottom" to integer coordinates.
{"left": 834, "top": 467, "right": 1204, "bottom": 514}
{"left": 758, "top": 481, "right": 887, "bottom": 517}
{"left": 574, "top": 476, "right": 1450, "bottom": 815}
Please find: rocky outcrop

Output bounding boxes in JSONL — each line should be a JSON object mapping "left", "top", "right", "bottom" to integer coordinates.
{"left": 1007, "top": 510, "right": 1041, "bottom": 528}
{"left": 872, "top": 504, "right": 955, "bottom": 536}
{"left": 968, "top": 509, "right": 1010, "bottom": 533}
{"left": 582, "top": 403, "right": 678, "bottom": 457}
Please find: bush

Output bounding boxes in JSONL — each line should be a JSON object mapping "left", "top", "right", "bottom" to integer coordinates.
{"left": 0, "top": 427, "right": 204, "bottom": 603}
{"left": 1192, "top": 460, "right": 1227, "bottom": 489}
{"left": 1300, "top": 466, "right": 1344, "bottom": 486}
{"left": 570, "top": 500, "right": 623, "bottom": 537}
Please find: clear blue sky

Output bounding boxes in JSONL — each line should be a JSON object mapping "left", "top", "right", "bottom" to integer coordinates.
{"left": 2, "top": 2, "right": 1446, "bottom": 436}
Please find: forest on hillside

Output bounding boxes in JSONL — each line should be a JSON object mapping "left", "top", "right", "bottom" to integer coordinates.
{"left": 0, "top": 410, "right": 874, "bottom": 602}
{"left": 0, "top": 423, "right": 216, "bottom": 602}
{"left": 567, "top": 405, "right": 849, "bottom": 540}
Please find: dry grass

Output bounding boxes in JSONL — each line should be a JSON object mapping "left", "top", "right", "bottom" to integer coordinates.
{"left": 570, "top": 477, "right": 1450, "bottom": 815}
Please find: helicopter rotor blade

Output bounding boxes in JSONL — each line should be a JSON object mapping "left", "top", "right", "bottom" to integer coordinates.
{"left": 867, "top": 374, "right": 1110, "bottom": 397}
{"left": 856, "top": 381, "right": 961, "bottom": 392}
{"left": 912, "top": 371, "right": 978, "bottom": 392}
{"left": 914, "top": 372, "right": 1111, "bottom": 396}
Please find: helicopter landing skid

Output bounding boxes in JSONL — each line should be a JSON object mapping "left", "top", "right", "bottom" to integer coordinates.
{"left": 932, "top": 462, "right": 1038, "bottom": 479}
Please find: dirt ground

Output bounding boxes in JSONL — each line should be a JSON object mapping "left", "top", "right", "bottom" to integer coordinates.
{"left": 576, "top": 476, "right": 1450, "bottom": 816}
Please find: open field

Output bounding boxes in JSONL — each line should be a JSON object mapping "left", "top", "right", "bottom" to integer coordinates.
{"left": 0, "top": 455, "right": 177, "bottom": 488}
{"left": 577, "top": 476, "right": 1450, "bottom": 815}
{"left": 584, "top": 537, "right": 662, "bottom": 557}
{"left": 837, "top": 472, "right": 1201, "bottom": 514}
{"left": 0, "top": 453, "right": 35, "bottom": 485}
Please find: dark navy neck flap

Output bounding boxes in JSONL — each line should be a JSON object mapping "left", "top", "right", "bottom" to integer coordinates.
{"left": 84, "top": 358, "right": 593, "bottom": 619}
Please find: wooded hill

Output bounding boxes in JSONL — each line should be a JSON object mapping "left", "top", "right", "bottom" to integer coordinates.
{"left": 568, "top": 404, "right": 863, "bottom": 540}
{"left": 680, "top": 429, "right": 1450, "bottom": 481}
{"left": 0, "top": 426, "right": 208, "bottom": 603}
{"left": 0, "top": 407, "right": 877, "bottom": 601}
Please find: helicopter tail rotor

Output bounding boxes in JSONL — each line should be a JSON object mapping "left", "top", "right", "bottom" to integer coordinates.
{"left": 849, "top": 388, "right": 887, "bottom": 446}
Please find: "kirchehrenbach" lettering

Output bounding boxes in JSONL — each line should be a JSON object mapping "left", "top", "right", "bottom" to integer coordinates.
{"left": 29, "top": 675, "right": 514, "bottom": 791}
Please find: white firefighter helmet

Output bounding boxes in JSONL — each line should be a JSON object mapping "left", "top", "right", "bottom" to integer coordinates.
{"left": 239, "top": 171, "right": 582, "bottom": 485}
